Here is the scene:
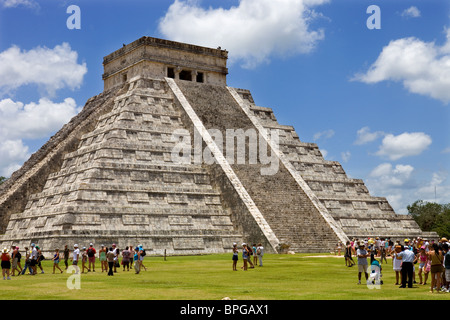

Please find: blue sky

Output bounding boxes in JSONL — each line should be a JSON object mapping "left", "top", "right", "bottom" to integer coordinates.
{"left": 0, "top": 0, "right": 449, "bottom": 214}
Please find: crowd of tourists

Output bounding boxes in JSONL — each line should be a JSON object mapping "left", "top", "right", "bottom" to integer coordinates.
{"left": 232, "top": 242, "right": 264, "bottom": 271}
{"left": 1, "top": 242, "right": 148, "bottom": 280}
{"left": 338, "top": 236, "right": 450, "bottom": 293}
{"left": 2, "top": 241, "right": 263, "bottom": 279}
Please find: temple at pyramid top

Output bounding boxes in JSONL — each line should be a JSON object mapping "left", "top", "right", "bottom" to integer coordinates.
{"left": 102, "top": 36, "right": 229, "bottom": 90}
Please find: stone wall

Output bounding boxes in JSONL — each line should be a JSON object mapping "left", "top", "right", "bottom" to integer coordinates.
{"left": 0, "top": 77, "right": 242, "bottom": 256}
{"left": 0, "top": 86, "right": 123, "bottom": 235}
{"left": 103, "top": 37, "right": 228, "bottom": 90}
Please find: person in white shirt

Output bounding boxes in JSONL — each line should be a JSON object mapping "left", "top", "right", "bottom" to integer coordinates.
{"left": 396, "top": 245, "right": 416, "bottom": 288}
{"left": 256, "top": 243, "right": 264, "bottom": 267}
{"left": 29, "top": 243, "right": 38, "bottom": 275}
{"left": 72, "top": 244, "right": 80, "bottom": 267}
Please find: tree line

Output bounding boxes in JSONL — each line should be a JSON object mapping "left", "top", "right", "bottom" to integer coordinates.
{"left": 408, "top": 200, "right": 450, "bottom": 238}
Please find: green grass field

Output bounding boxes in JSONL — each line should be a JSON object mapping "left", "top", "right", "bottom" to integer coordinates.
{"left": 1, "top": 253, "right": 448, "bottom": 300}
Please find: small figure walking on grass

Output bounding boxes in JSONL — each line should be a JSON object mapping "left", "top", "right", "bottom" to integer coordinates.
{"left": 232, "top": 243, "right": 238, "bottom": 271}
{"left": 356, "top": 243, "right": 370, "bottom": 284}
{"left": 1, "top": 248, "right": 11, "bottom": 280}
{"left": 52, "top": 249, "right": 63, "bottom": 274}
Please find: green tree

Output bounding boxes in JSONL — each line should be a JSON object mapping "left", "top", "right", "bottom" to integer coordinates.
{"left": 433, "top": 203, "right": 450, "bottom": 239}
{"left": 0, "top": 176, "right": 6, "bottom": 185}
{"left": 407, "top": 200, "right": 450, "bottom": 238}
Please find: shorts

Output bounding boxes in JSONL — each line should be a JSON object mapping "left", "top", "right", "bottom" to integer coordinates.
{"left": 445, "top": 269, "right": 450, "bottom": 280}
{"left": 232, "top": 255, "right": 238, "bottom": 261}
{"left": 30, "top": 259, "right": 37, "bottom": 267}
{"left": 72, "top": 260, "right": 78, "bottom": 266}
{"left": 89, "top": 256, "right": 95, "bottom": 263}
{"left": 431, "top": 265, "right": 444, "bottom": 274}
{"left": 358, "top": 264, "right": 368, "bottom": 273}
{"left": 12, "top": 258, "right": 18, "bottom": 269}
{"left": 1, "top": 261, "right": 11, "bottom": 269}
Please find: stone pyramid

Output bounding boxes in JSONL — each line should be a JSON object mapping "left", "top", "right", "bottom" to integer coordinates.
{"left": 0, "top": 37, "right": 436, "bottom": 255}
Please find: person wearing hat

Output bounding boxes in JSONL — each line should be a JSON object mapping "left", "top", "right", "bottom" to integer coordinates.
{"left": 1, "top": 248, "right": 11, "bottom": 280}
{"left": 29, "top": 243, "right": 38, "bottom": 275}
{"left": 87, "top": 243, "right": 96, "bottom": 272}
{"left": 356, "top": 243, "right": 370, "bottom": 284}
{"left": 138, "top": 245, "right": 147, "bottom": 272}
{"left": 404, "top": 239, "right": 412, "bottom": 251}
{"left": 11, "top": 246, "right": 22, "bottom": 276}
{"left": 72, "top": 244, "right": 80, "bottom": 270}
{"left": 256, "top": 243, "right": 264, "bottom": 267}
{"left": 133, "top": 246, "right": 140, "bottom": 274}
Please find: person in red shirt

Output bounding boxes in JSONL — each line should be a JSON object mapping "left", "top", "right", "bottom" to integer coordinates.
{"left": 87, "top": 243, "right": 96, "bottom": 272}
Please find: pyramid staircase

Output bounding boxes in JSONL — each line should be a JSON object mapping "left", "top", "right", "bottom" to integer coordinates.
{"left": 232, "top": 88, "right": 436, "bottom": 241}
{"left": 172, "top": 80, "right": 346, "bottom": 252}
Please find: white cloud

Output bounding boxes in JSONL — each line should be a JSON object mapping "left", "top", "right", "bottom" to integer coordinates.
{"left": 0, "top": 42, "right": 87, "bottom": 96}
{"left": 158, "top": 0, "right": 329, "bottom": 68}
{"left": 0, "top": 140, "right": 30, "bottom": 177}
{"left": 442, "top": 147, "right": 450, "bottom": 154}
{"left": 401, "top": 6, "right": 421, "bottom": 18}
{"left": 417, "top": 172, "right": 450, "bottom": 204}
{"left": 0, "top": 97, "right": 81, "bottom": 176}
{"left": 375, "top": 132, "right": 432, "bottom": 161}
{"left": 369, "top": 163, "right": 414, "bottom": 187}
{"left": 313, "top": 129, "right": 334, "bottom": 141}
{"left": 354, "top": 126, "right": 384, "bottom": 145}
{"left": 368, "top": 167, "right": 450, "bottom": 214}
{"left": 366, "top": 163, "right": 416, "bottom": 214}
{"left": 0, "top": 0, "right": 38, "bottom": 8}
{"left": 0, "top": 97, "right": 81, "bottom": 140}
{"left": 341, "top": 151, "right": 351, "bottom": 163}
{"left": 352, "top": 29, "right": 450, "bottom": 103}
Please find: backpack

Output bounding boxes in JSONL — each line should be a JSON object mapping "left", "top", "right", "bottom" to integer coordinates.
{"left": 141, "top": 249, "right": 146, "bottom": 257}
{"left": 87, "top": 248, "right": 95, "bottom": 257}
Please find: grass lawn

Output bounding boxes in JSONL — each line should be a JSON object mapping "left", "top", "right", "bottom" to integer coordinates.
{"left": 1, "top": 253, "right": 448, "bottom": 300}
